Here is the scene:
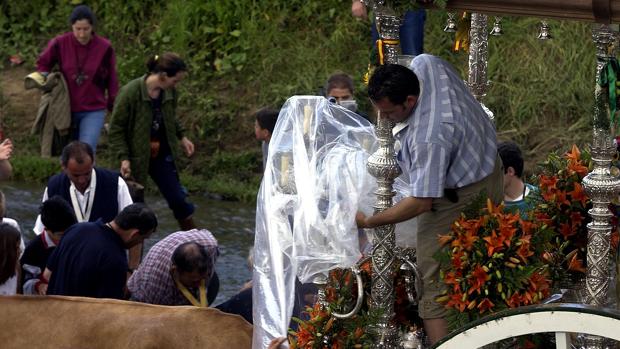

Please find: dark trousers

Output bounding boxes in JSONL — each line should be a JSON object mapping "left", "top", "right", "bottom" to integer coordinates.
{"left": 148, "top": 152, "right": 195, "bottom": 220}
{"left": 371, "top": 9, "right": 426, "bottom": 56}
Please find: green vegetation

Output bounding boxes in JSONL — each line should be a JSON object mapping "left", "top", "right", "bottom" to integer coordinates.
{"left": 0, "top": 1, "right": 598, "bottom": 201}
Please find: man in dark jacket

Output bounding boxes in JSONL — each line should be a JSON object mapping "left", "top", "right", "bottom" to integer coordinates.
{"left": 47, "top": 203, "right": 157, "bottom": 299}
{"left": 21, "top": 196, "right": 77, "bottom": 295}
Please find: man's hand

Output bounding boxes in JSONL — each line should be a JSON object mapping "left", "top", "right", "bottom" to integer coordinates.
{"left": 181, "top": 137, "right": 195, "bottom": 157}
{"left": 120, "top": 160, "right": 131, "bottom": 179}
{"left": 36, "top": 282, "right": 48, "bottom": 295}
{"left": 351, "top": 0, "right": 368, "bottom": 20}
{"left": 268, "top": 337, "right": 287, "bottom": 349}
{"left": 0, "top": 138, "right": 13, "bottom": 160}
{"left": 356, "top": 211, "right": 369, "bottom": 229}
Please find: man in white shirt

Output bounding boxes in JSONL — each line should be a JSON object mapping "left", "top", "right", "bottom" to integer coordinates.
{"left": 33, "top": 141, "right": 134, "bottom": 263}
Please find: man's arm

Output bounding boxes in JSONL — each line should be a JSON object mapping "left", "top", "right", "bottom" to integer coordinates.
{"left": 356, "top": 196, "right": 432, "bottom": 229}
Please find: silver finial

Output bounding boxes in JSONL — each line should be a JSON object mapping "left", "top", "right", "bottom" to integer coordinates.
{"left": 444, "top": 12, "right": 457, "bottom": 33}
{"left": 489, "top": 16, "right": 503, "bottom": 36}
{"left": 538, "top": 20, "right": 552, "bottom": 40}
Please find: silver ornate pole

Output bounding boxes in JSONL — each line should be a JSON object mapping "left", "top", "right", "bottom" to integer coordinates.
{"left": 582, "top": 23, "right": 620, "bottom": 348}
{"left": 466, "top": 13, "right": 494, "bottom": 121}
{"left": 466, "top": 13, "right": 490, "bottom": 101}
{"left": 366, "top": 110, "right": 402, "bottom": 348}
{"left": 362, "top": 1, "right": 403, "bottom": 347}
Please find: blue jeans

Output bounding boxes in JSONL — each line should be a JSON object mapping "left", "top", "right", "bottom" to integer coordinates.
{"left": 371, "top": 9, "right": 426, "bottom": 56}
{"left": 72, "top": 109, "right": 105, "bottom": 153}
{"left": 149, "top": 152, "right": 195, "bottom": 220}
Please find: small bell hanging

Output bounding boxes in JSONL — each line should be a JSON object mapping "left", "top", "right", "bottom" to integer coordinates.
{"left": 489, "top": 16, "right": 503, "bottom": 36}
{"left": 444, "top": 12, "right": 457, "bottom": 33}
{"left": 537, "top": 20, "right": 552, "bottom": 40}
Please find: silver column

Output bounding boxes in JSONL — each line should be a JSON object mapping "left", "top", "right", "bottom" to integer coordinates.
{"left": 466, "top": 13, "right": 495, "bottom": 121}
{"left": 466, "top": 13, "right": 490, "bottom": 101}
{"left": 363, "top": 1, "right": 403, "bottom": 347}
{"left": 582, "top": 23, "right": 620, "bottom": 348}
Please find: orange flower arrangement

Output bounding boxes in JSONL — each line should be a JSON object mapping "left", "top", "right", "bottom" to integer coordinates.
{"left": 289, "top": 258, "right": 422, "bottom": 348}
{"left": 532, "top": 144, "right": 620, "bottom": 283}
{"left": 436, "top": 199, "right": 553, "bottom": 328}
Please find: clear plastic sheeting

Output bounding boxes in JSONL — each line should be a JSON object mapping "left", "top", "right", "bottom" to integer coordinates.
{"left": 252, "top": 96, "right": 377, "bottom": 348}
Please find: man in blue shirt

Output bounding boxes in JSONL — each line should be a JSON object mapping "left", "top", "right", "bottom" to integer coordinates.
{"left": 47, "top": 203, "right": 157, "bottom": 299}
{"left": 357, "top": 56, "right": 503, "bottom": 344}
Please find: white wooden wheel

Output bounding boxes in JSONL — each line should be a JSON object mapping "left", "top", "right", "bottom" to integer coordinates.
{"left": 432, "top": 303, "right": 620, "bottom": 349}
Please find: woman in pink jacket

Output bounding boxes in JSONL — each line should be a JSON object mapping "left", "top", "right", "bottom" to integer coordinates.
{"left": 37, "top": 5, "right": 119, "bottom": 153}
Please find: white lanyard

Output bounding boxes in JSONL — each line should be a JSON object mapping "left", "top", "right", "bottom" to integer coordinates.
{"left": 69, "top": 169, "right": 97, "bottom": 222}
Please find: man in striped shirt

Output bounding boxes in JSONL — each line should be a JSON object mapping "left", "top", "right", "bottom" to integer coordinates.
{"left": 357, "top": 55, "right": 503, "bottom": 343}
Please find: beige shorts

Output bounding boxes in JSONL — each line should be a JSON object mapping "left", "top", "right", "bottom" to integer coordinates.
{"left": 417, "top": 155, "right": 504, "bottom": 319}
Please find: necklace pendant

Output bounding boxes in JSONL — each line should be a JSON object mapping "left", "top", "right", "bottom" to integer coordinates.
{"left": 75, "top": 71, "right": 87, "bottom": 86}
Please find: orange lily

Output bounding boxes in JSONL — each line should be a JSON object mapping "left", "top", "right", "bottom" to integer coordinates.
{"left": 559, "top": 223, "right": 576, "bottom": 239}
{"left": 456, "top": 228, "right": 479, "bottom": 251}
{"left": 516, "top": 243, "right": 534, "bottom": 262}
{"left": 483, "top": 230, "right": 506, "bottom": 257}
{"left": 567, "top": 160, "right": 589, "bottom": 178}
{"left": 444, "top": 270, "right": 463, "bottom": 293}
{"left": 438, "top": 233, "right": 453, "bottom": 246}
{"left": 477, "top": 298, "right": 495, "bottom": 314}
{"left": 519, "top": 219, "right": 537, "bottom": 235}
{"left": 505, "top": 292, "right": 523, "bottom": 308}
{"left": 446, "top": 292, "right": 468, "bottom": 312}
{"left": 539, "top": 174, "right": 558, "bottom": 191}
{"left": 567, "top": 253, "right": 587, "bottom": 273}
{"left": 564, "top": 144, "right": 581, "bottom": 163}
{"left": 569, "top": 182, "right": 588, "bottom": 207}
{"left": 468, "top": 264, "right": 489, "bottom": 295}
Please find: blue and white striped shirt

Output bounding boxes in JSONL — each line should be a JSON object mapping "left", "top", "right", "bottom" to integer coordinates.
{"left": 394, "top": 54, "right": 497, "bottom": 198}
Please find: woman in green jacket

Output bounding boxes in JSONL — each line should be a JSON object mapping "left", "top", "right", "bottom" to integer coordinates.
{"left": 109, "top": 53, "right": 196, "bottom": 230}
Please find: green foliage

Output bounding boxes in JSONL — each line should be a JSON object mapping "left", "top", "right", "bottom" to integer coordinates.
{"left": 423, "top": 13, "right": 594, "bottom": 153}
{"left": 205, "top": 175, "right": 262, "bottom": 203}
{"left": 10, "top": 155, "right": 60, "bottom": 183}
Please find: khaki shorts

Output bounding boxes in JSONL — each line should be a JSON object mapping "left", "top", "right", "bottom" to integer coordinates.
{"left": 417, "top": 155, "right": 504, "bottom": 319}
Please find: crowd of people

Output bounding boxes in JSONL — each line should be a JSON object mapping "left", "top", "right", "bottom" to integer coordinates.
{"left": 0, "top": 4, "right": 244, "bottom": 320}
{"left": 0, "top": 3, "right": 545, "bottom": 348}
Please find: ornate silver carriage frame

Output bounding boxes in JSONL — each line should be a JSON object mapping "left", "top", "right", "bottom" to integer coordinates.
{"left": 358, "top": 1, "right": 620, "bottom": 348}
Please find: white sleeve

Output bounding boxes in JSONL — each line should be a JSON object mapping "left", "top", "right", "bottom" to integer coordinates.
{"left": 117, "top": 177, "right": 134, "bottom": 212}
{"left": 33, "top": 188, "right": 49, "bottom": 236}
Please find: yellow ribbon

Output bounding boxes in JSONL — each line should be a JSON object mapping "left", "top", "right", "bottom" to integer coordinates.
{"left": 175, "top": 277, "right": 207, "bottom": 307}
{"left": 376, "top": 39, "right": 400, "bottom": 65}
{"left": 453, "top": 12, "right": 470, "bottom": 52}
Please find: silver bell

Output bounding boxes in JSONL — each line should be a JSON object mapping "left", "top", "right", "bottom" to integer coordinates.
{"left": 537, "top": 20, "right": 552, "bottom": 40}
{"left": 490, "top": 17, "right": 503, "bottom": 36}
{"left": 444, "top": 12, "right": 457, "bottom": 33}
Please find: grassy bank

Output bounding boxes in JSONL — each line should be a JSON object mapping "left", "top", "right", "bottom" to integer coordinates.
{"left": 0, "top": 2, "right": 597, "bottom": 201}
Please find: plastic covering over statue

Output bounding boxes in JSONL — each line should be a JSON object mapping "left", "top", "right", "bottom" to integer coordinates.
{"left": 251, "top": 95, "right": 380, "bottom": 348}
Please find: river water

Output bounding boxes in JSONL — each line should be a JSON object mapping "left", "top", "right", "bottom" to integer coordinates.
{"left": 0, "top": 181, "right": 256, "bottom": 305}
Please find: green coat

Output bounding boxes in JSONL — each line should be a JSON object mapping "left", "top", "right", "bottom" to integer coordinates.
{"left": 108, "top": 75, "right": 185, "bottom": 186}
